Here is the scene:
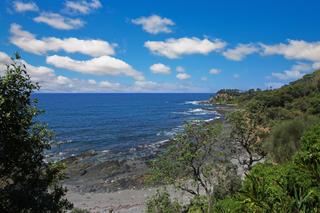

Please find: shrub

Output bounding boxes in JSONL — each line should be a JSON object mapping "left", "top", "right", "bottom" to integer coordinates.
{"left": 146, "top": 190, "right": 182, "bottom": 213}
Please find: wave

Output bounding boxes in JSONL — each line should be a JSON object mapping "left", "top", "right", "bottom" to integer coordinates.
{"left": 174, "top": 108, "right": 218, "bottom": 116}
{"left": 157, "top": 126, "right": 183, "bottom": 138}
{"left": 185, "top": 100, "right": 201, "bottom": 105}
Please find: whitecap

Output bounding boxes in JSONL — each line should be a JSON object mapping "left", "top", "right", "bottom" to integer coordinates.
{"left": 185, "top": 100, "right": 201, "bottom": 105}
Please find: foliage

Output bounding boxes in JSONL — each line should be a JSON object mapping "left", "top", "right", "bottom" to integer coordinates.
{"left": 71, "top": 208, "right": 91, "bottom": 213}
{"left": 210, "top": 89, "right": 242, "bottom": 105}
{"left": 265, "top": 116, "right": 320, "bottom": 163}
{"left": 214, "top": 124, "right": 320, "bottom": 212}
{"left": 150, "top": 122, "right": 224, "bottom": 196}
{"left": 0, "top": 54, "right": 72, "bottom": 212}
{"left": 210, "top": 69, "right": 320, "bottom": 122}
{"left": 146, "top": 190, "right": 182, "bottom": 213}
{"left": 228, "top": 110, "right": 269, "bottom": 171}
{"left": 148, "top": 68, "right": 320, "bottom": 212}
{"left": 149, "top": 122, "right": 241, "bottom": 212}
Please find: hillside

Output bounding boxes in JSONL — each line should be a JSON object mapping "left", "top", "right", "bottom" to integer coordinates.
{"left": 210, "top": 70, "right": 320, "bottom": 121}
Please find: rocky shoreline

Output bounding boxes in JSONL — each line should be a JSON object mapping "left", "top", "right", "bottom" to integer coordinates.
{"left": 61, "top": 104, "right": 235, "bottom": 212}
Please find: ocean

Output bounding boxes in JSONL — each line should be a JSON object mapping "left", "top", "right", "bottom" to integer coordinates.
{"left": 34, "top": 93, "right": 219, "bottom": 160}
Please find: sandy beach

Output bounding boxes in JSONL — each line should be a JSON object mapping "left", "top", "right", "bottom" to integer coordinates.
{"left": 67, "top": 186, "right": 192, "bottom": 213}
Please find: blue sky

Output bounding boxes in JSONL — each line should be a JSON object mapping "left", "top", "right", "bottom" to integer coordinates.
{"left": 0, "top": 0, "right": 320, "bottom": 92}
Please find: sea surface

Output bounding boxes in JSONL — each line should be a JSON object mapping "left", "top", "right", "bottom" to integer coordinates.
{"left": 34, "top": 93, "right": 219, "bottom": 160}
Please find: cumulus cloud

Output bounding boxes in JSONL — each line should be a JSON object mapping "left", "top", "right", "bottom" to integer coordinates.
{"left": 0, "top": 51, "right": 202, "bottom": 92}
{"left": 64, "top": 0, "right": 102, "bottom": 14}
{"left": 176, "top": 66, "right": 185, "bottom": 72}
{"left": 132, "top": 15, "right": 175, "bottom": 34}
{"left": 34, "top": 12, "right": 85, "bottom": 30}
{"left": 0, "top": 51, "right": 76, "bottom": 91}
{"left": 209, "top": 68, "right": 221, "bottom": 75}
{"left": 0, "top": 52, "right": 12, "bottom": 73}
{"left": 0, "top": 52, "right": 11, "bottom": 64}
{"left": 10, "top": 24, "right": 116, "bottom": 57}
{"left": 13, "top": 1, "right": 38, "bottom": 12}
{"left": 150, "top": 63, "right": 171, "bottom": 74}
{"left": 131, "top": 80, "right": 202, "bottom": 92}
{"left": 223, "top": 43, "right": 259, "bottom": 61}
{"left": 145, "top": 37, "right": 226, "bottom": 59}
{"left": 261, "top": 40, "right": 320, "bottom": 62}
{"left": 271, "top": 63, "right": 312, "bottom": 80}
{"left": 46, "top": 55, "right": 145, "bottom": 81}
{"left": 176, "top": 73, "right": 191, "bottom": 80}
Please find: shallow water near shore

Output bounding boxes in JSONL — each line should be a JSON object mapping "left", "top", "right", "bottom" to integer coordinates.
{"left": 34, "top": 93, "right": 218, "bottom": 160}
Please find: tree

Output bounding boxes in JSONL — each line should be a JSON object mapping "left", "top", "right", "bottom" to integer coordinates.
{"left": 228, "top": 110, "right": 269, "bottom": 172}
{"left": 214, "top": 124, "right": 320, "bottom": 212}
{"left": 149, "top": 122, "right": 240, "bottom": 212}
{"left": 0, "top": 54, "right": 72, "bottom": 212}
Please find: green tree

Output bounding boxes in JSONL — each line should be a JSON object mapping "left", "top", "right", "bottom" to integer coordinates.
{"left": 214, "top": 124, "right": 320, "bottom": 212}
{"left": 0, "top": 54, "right": 72, "bottom": 212}
{"left": 149, "top": 122, "right": 240, "bottom": 212}
{"left": 228, "top": 110, "right": 269, "bottom": 171}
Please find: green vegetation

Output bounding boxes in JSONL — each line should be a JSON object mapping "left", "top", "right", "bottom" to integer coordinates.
{"left": 146, "top": 190, "right": 182, "bottom": 213}
{"left": 147, "top": 69, "right": 320, "bottom": 212}
{"left": 211, "top": 70, "right": 320, "bottom": 121}
{"left": 0, "top": 54, "right": 72, "bottom": 212}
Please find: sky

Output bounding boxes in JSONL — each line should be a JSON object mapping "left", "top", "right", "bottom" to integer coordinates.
{"left": 0, "top": 0, "right": 320, "bottom": 93}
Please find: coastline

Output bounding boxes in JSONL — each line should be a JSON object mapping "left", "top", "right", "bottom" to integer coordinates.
{"left": 62, "top": 103, "right": 234, "bottom": 212}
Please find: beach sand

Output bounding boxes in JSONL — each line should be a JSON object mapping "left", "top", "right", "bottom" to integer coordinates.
{"left": 67, "top": 186, "right": 192, "bottom": 213}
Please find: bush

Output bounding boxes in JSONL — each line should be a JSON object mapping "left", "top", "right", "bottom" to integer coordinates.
{"left": 265, "top": 116, "right": 319, "bottom": 163}
{"left": 214, "top": 124, "right": 320, "bottom": 212}
{"left": 71, "top": 208, "right": 91, "bottom": 213}
{"left": 146, "top": 190, "right": 182, "bottom": 213}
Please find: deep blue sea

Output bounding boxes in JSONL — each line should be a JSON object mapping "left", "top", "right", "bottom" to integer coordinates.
{"left": 34, "top": 93, "right": 219, "bottom": 160}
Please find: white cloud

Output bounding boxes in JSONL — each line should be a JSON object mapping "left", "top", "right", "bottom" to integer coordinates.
{"left": 313, "top": 62, "right": 320, "bottom": 70}
{"left": 88, "top": 79, "right": 97, "bottom": 85}
{"left": 201, "top": 77, "right": 208, "bottom": 81}
{"left": 0, "top": 51, "right": 203, "bottom": 92}
{"left": 131, "top": 80, "right": 203, "bottom": 92}
{"left": 271, "top": 63, "right": 312, "bottom": 80}
{"left": 150, "top": 63, "right": 171, "bottom": 74}
{"left": 132, "top": 15, "right": 175, "bottom": 34}
{"left": 64, "top": 0, "right": 102, "bottom": 14}
{"left": 0, "top": 52, "right": 12, "bottom": 73}
{"left": 223, "top": 43, "right": 259, "bottom": 61}
{"left": 209, "top": 68, "right": 221, "bottom": 75}
{"left": 145, "top": 37, "right": 226, "bottom": 59}
{"left": 176, "top": 66, "right": 185, "bottom": 72}
{"left": 46, "top": 55, "right": 145, "bottom": 81}
{"left": 0, "top": 52, "right": 11, "bottom": 64}
{"left": 99, "top": 80, "right": 122, "bottom": 90}
{"left": 10, "top": 24, "right": 116, "bottom": 57}
{"left": 13, "top": 1, "right": 38, "bottom": 12}
{"left": 261, "top": 40, "right": 320, "bottom": 62}
{"left": 0, "top": 51, "right": 76, "bottom": 90}
{"left": 34, "top": 12, "right": 85, "bottom": 30}
{"left": 176, "top": 73, "right": 191, "bottom": 80}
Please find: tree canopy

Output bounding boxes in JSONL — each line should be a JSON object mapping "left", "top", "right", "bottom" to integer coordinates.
{"left": 0, "top": 54, "right": 72, "bottom": 212}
